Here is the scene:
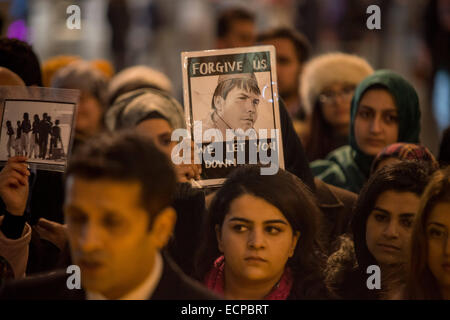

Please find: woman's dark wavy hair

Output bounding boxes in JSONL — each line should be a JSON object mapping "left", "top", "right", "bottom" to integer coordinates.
{"left": 400, "top": 166, "right": 450, "bottom": 299}
{"left": 195, "top": 165, "right": 328, "bottom": 299}
{"left": 347, "top": 161, "right": 436, "bottom": 299}
{"left": 352, "top": 161, "right": 435, "bottom": 274}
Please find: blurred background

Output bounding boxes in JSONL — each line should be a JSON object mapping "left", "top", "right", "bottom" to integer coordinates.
{"left": 0, "top": 0, "right": 448, "bottom": 153}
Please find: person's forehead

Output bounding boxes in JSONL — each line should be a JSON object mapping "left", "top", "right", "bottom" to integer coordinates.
{"left": 226, "top": 194, "right": 287, "bottom": 222}
{"left": 136, "top": 118, "right": 172, "bottom": 136}
{"left": 65, "top": 176, "right": 143, "bottom": 212}
{"left": 373, "top": 190, "right": 420, "bottom": 214}
{"left": 270, "top": 37, "right": 296, "bottom": 53}
{"left": 359, "top": 89, "right": 397, "bottom": 110}
{"left": 227, "top": 85, "right": 258, "bottom": 97}
{"left": 229, "top": 19, "right": 255, "bottom": 33}
{"left": 428, "top": 202, "right": 450, "bottom": 226}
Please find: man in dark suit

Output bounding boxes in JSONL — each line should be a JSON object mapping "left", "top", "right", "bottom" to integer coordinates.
{"left": 0, "top": 132, "right": 217, "bottom": 300}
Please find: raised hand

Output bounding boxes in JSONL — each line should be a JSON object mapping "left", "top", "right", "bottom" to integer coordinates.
{"left": 0, "top": 156, "right": 30, "bottom": 216}
{"left": 175, "top": 163, "right": 202, "bottom": 183}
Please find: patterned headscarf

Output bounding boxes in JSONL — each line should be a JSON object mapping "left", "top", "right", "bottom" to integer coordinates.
{"left": 371, "top": 143, "right": 439, "bottom": 174}
{"left": 105, "top": 88, "right": 186, "bottom": 131}
{"left": 349, "top": 70, "right": 421, "bottom": 177}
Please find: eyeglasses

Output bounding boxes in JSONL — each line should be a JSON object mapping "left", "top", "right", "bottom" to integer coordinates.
{"left": 319, "top": 86, "right": 355, "bottom": 105}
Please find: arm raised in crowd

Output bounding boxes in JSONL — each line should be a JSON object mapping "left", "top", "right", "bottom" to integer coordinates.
{"left": 0, "top": 156, "right": 31, "bottom": 279}
{"left": 0, "top": 157, "right": 30, "bottom": 217}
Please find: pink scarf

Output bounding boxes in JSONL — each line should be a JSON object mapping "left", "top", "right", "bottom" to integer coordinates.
{"left": 204, "top": 255, "right": 293, "bottom": 300}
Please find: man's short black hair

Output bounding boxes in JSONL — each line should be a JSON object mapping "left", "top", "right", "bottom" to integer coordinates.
{"left": 217, "top": 8, "right": 255, "bottom": 38}
{"left": 66, "top": 131, "right": 177, "bottom": 221}
{"left": 0, "top": 38, "right": 43, "bottom": 86}
{"left": 257, "top": 27, "right": 311, "bottom": 64}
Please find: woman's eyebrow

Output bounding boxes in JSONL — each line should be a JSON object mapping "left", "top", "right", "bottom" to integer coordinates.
{"left": 358, "top": 105, "right": 397, "bottom": 113}
{"left": 427, "top": 222, "right": 447, "bottom": 229}
{"left": 372, "top": 207, "right": 390, "bottom": 215}
{"left": 227, "top": 217, "right": 288, "bottom": 225}
{"left": 382, "top": 108, "right": 398, "bottom": 113}
{"left": 228, "top": 217, "right": 251, "bottom": 223}
{"left": 398, "top": 213, "right": 415, "bottom": 218}
{"left": 263, "top": 220, "right": 288, "bottom": 225}
{"left": 358, "top": 105, "right": 374, "bottom": 111}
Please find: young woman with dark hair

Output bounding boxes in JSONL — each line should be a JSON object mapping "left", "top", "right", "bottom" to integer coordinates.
{"left": 195, "top": 165, "right": 329, "bottom": 300}
{"left": 392, "top": 167, "right": 450, "bottom": 299}
{"left": 326, "top": 161, "right": 435, "bottom": 299}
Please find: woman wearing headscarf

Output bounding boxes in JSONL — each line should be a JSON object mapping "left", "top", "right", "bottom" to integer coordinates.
{"left": 310, "top": 70, "right": 422, "bottom": 193}
{"left": 105, "top": 87, "right": 198, "bottom": 182}
{"left": 370, "top": 142, "right": 439, "bottom": 175}
{"left": 51, "top": 60, "right": 109, "bottom": 150}
{"left": 301, "top": 53, "right": 373, "bottom": 161}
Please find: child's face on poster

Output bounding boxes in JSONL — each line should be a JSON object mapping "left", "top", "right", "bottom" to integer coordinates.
{"left": 215, "top": 87, "right": 260, "bottom": 131}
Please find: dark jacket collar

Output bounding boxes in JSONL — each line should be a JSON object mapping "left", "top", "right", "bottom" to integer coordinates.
{"left": 314, "top": 178, "right": 344, "bottom": 209}
{"left": 75, "top": 251, "right": 216, "bottom": 300}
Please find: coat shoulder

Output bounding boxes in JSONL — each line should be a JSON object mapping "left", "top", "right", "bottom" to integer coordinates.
{"left": 321, "top": 181, "right": 358, "bottom": 207}
{"left": 152, "top": 253, "right": 220, "bottom": 300}
{"left": 0, "top": 269, "right": 84, "bottom": 300}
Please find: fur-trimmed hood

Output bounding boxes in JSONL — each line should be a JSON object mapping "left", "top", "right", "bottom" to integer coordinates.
{"left": 300, "top": 52, "right": 373, "bottom": 116}
{"left": 325, "top": 234, "right": 358, "bottom": 297}
{"left": 325, "top": 234, "right": 380, "bottom": 299}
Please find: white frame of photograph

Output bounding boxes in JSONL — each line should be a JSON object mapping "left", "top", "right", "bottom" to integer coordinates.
{"left": 0, "top": 86, "right": 79, "bottom": 172}
{"left": 181, "top": 45, "right": 285, "bottom": 187}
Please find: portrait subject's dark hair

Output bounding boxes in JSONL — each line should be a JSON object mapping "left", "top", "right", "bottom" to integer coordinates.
{"left": 211, "top": 78, "right": 261, "bottom": 110}
{"left": 0, "top": 38, "right": 42, "bottom": 86}
{"left": 257, "top": 27, "right": 311, "bottom": 64}
{"left": 217, "top": 8, "right": 255, "bottom": 38}
{"left": 66, "top": 131, "right": 177, "bottom": 223}
{"left": 195, "top": 165, "right": 327, "bottom": 299}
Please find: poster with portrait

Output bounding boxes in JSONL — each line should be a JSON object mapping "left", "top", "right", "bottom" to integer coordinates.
{"left": 0, "top": 86, "right": 79, "bottom": 172}
{"left": 181, "top": 45, "right": 284, "bottom": 187}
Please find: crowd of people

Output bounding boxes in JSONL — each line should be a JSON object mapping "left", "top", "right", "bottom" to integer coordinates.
{"left": 5, "top": 112, "right": 62, "bottom": 160}
{"left": 0, "top": 6, "right": 449, "bottom": 301}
